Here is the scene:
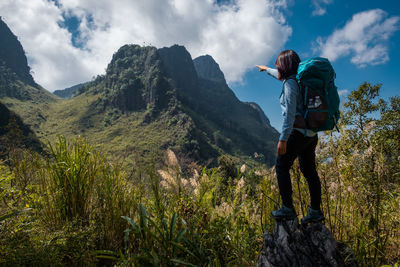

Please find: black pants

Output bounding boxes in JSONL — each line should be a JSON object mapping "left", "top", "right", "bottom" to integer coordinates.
{"left": 275, "top": 130, "right": 321, "bottom": 210}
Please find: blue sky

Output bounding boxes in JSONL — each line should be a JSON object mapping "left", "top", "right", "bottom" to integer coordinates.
{"left": 1, "top": 0, "right": 399, "bottom": 132}
{"left": 232, "top": 0, "right": 400, "bottom": 130}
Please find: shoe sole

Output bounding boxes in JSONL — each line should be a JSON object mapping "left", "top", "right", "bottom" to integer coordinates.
{"left": 271, "top": 212, "right": 297, "bottom": 221}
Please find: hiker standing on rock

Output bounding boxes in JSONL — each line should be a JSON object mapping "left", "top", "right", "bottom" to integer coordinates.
{"left": 256, "top": 50, "right": 324, "bottom": 223}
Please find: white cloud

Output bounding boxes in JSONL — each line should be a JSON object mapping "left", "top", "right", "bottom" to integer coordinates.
{"left": 315, "top": 9, "right": 400, "bottom": 67}
{"left": 0, "top": 0, "right": 292, "bottom": 91}
{"left": 311, "top": 0, "right": 333, "bottom": 16}
{"left": 338, "top": 89, "right": 348, "bottom": 96}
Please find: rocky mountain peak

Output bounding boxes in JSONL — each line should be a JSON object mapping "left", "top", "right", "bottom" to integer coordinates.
{"left": 0, "top": 17, "right": 36, "bottom": 87}
{"left": 193, "top": 55, "right": 226, "bottom": 84}
{"left": 88, "top": 44, "right": 174, "bottom": 112}
{"left": 106, "top": 44, "right": 159, "bottom": 76}
{"left": 157, "top": 45, "right": 198, "bottom": 91}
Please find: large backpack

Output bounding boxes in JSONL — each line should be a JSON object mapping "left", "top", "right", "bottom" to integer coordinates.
{"left": 294, "top": 57, "right": 340, "bottom": 132}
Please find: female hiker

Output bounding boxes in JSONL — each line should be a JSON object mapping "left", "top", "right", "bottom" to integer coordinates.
{"left": 256, "top": 50, "right": 324, "bottom": 223}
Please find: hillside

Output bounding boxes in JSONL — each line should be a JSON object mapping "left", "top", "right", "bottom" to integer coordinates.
{"left": 0, "top": 101, "right": 42, "bottom": 157}
{"left": 0, "top": 17, "right": 35, "bottom": 88}
{"left": 53, "top": 82, "right": 87, "bottom": 99}
{"left": 38, "top": 44, "right": 279, "bottom": 167}
{"left": 1, "top": 10, "right": 399, "bottom": 267}
{"left": 0, "top": 17, "right": 278, "bottom": 168}
{"left": 0, "top": 17, "right": 57, "bottom": 132}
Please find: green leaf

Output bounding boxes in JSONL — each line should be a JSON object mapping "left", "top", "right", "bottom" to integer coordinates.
{"left": 121, "top": 215, "right": 139, "bottom": 231}
{"left": 170, "top": 213, "right": 177, "bottom": 240}
{"left": 162, "top": 218, "right": 168, "bottom": 239}
{"left": 170, "top": 258, "right": 197, "bottom": 267}
{"left": 175, "top": 229, "right": 186, "bottom": 243}
{"left": 171, "top": 241, "right": 198, "bottom": 259}
{"left": 0, "top": 208, "right": 32, "bottom": 222}
{"left": 139, "top": 203, "right": 149, "bottom": 228}
{"left": 95, "top": 250, "right": 119, "bottom": 260}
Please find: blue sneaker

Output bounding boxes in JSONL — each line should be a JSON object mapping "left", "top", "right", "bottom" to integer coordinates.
{"left": 301, "top": 207, "right": 325, "bottom": 224}
{"left": 271, "top": 205, "right": 297, "bottom": 220}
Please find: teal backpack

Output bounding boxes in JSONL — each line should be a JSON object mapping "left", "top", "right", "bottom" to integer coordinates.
{"left": 294, "top": 57, "right": 340, "bottom": 132}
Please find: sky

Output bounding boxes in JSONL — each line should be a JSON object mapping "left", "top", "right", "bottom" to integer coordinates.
{"left": 0, "top": 0, "right": 399, "bottom": 131}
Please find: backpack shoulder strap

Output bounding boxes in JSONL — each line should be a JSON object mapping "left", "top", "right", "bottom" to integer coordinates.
{"left": 286, "top": 77, "right": 306, "bottom": 108}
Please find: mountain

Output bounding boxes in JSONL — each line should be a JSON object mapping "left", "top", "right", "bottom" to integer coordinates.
{"left": 246, "top": 102, "right": 271, "bottom": 126}
{"left": 0, "top": 101, "right": 42, "bottom": 157}
{"left": 38, "top": 44, "right": 279, "bottom": 167}
{"left": 0, "top": 18, "right": 279, "bottom": 168}
{"left": 0, "top": 17, "right": 57, "bottom": 132}
{"left": 193, "top": 55, "right": 226, "bottom": 84}
{"left": 53, "top": 82, "right": 87, "bottom": 99}
{"left": 0, "top": 17, "right": 36, "bottom": 88}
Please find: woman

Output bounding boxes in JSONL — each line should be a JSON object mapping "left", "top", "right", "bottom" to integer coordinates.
{"left": 256, "top": 50, "right": 324, "bottom": 223}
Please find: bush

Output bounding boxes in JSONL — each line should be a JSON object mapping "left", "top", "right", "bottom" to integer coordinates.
{"left": 1, "top": 82, "right": 399, "bottom": 266}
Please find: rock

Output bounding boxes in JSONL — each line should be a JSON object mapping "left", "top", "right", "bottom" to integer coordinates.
{"left": 258, "top": 219, "right": 358, "bottom": 267}
{"left": 0, "top": 17, "right": 36, "bottom": 88}
{"left": 193, "top": 55, "right": 226, "bottom": 84}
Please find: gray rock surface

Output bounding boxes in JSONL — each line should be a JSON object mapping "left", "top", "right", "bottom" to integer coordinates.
{"left": 258, "top": 219, "right": 358, "bottom": 267}
{"left": 193, "top": 55, "right": 226, "bottom": 84}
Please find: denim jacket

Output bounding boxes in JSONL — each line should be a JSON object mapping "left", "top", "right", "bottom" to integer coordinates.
{"left": 266, "top": 68, "right": 316, "bottom": 141}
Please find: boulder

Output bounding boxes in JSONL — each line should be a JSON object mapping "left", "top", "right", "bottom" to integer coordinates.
{"left": 258, "top": 219, "right": 358, "bottom": 267}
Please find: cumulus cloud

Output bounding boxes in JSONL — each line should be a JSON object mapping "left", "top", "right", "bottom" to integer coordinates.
{"left": 311, "top": 0, "right": 333, "bottom": 16}
{"left": 338, "top": 89, "right": 349, "bottom": 96}
{"left": 0, "top": 0, "right": 291, "bottom": 91}
{"left": 315, "top": 9, "right": 400, "bottom": 67}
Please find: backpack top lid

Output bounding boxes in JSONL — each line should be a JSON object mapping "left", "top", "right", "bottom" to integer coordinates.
{"left": 296, "top": 57, "right": 335, "bottom": 90}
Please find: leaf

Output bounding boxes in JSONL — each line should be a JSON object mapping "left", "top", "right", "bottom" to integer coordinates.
{"left": 150, "top": 249, "right": 160, "bottom": 266}
{"left": 139, "top": 203, "right": 148, "bottom": 228}
{"left": 123, "top": 228, "right": 132, "bottom": 250}
{"left": 0, "top": 208, "right": 32, "bottom": 222}
{"left": 170, "top": 258, "right": 197, "bottom": 267}
{"left": 162, "top": 218, "right": 168, "bottom": 239}
{"left": 121, "top": 215, "right": 139, "bottom": 232}
{"left": 95, "top": 250, "right": 119, "bottom": 260}
{"left": 181, "top": 218, "right": 187, "bottom": 227}
{"left": 171, "top": 241, "right": 198, "bottom": 259}
{"left": 170, "top": 213, "right": 177, "bottom": 240}
{"left": 175, "top": 229, "right": 186, "bottom": 243}
{"left": 147, "top": 217, "right": 165, "bottom": 240}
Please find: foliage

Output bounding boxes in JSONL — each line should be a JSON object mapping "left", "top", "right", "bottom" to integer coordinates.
{"left": 315, "top": 82, "right": 400, "bottom": 265}
{"left": 0, "top": 82, "right": 399, "bottom": 266}
{"left": 39, "top": 136, "right": 102, "bottom": 225}
{"left": 3, "top": 44, "right": 279, "bottom": 170}
{"left": 1, "top": 137, "right": 138, "bottom": 265}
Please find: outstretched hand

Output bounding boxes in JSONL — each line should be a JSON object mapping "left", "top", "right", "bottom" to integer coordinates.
{"left": 256, "top": 65, "right": 268, "bottom": 72}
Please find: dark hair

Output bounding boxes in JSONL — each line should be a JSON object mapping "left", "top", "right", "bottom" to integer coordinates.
{"left": 275, "top": 50, "right": 301, "bottom": 80}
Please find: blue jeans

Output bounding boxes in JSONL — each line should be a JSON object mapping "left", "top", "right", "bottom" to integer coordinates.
{"left": 275, "top": 130, "right": 321, "bottom": 210}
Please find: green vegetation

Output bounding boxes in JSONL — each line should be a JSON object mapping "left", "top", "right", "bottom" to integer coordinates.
{"left": 0, "top": 101, "right": 42, "bottom": 157}
{"left": 0, "top": 19, "right": 398, "bottom": 265}
{"left": 315, "top": 82, "right": 400, "bottom": 266}
{"left": 0, "top": 82, "right": 399, "bottom": 266}
{"left": 1, "top": 44, "right": 278, "bottom": 170}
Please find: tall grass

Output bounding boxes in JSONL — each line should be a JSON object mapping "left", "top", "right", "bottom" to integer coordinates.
{"left": 315, "top": 133, "right": 400, "bottom": 266}
{"left": 37, "top": 136, "right": 139, "bottom": 250}
{"left": 1, "top": 136, "right": 399, "bottom": 266}
{"left": 39, "top": 136, "right": 99, "bottom": 225}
